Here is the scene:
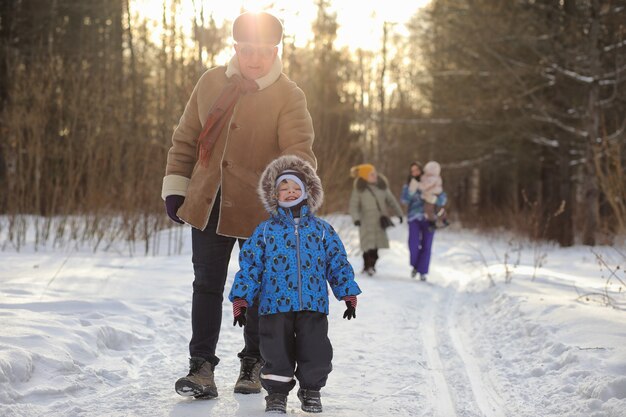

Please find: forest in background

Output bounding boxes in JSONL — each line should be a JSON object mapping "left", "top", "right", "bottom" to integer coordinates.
{"left": 0, "top": 0, "right": 624, "bottom": 253}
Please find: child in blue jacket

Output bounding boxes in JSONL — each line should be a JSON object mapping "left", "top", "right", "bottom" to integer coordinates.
{"left": 229, "top": 155, "right": 361, "bottom": 414}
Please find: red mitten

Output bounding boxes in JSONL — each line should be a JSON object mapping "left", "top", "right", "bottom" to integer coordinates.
{"left": 233, "top": 298, "right": 248, "bottom": 327}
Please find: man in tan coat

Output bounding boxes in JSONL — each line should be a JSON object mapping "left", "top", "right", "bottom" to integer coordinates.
{"left": 161, "top": 11, "right": 316, "bottom": 400}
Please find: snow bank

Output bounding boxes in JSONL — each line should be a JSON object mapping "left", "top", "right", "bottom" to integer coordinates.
{"left": 0, "top": 218, "right": 624, "bottom": 417}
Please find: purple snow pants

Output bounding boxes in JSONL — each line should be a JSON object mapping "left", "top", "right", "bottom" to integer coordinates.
{"left": 408, "top": 219, "right": 435, "bottom": 274}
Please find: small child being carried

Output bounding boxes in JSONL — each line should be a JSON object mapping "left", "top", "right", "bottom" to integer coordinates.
{"left": 408, "top": 160, "right": 448, "bottom": 229}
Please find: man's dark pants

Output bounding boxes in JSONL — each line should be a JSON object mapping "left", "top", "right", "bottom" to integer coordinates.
{"left": 189, "top": 198, "right": 261, "bottom": 366}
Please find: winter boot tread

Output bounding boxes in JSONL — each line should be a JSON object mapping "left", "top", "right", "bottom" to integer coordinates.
{"left": 175, "top": 357, "right": 218, "bottom": 399}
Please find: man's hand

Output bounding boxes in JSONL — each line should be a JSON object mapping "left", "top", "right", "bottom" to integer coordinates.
{"left": 165, "top": 195, "right": 185, "bottom": 224}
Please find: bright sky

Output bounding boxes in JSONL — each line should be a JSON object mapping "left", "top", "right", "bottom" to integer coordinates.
{"left": 133, "top": 0, "right": 431, "bottom": 51}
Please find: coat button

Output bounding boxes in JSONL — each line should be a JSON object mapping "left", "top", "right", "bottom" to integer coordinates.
{"left": 222, "top": 160, "right": 231, "bottom": 168}
{"left": 230, "top": 122, "right": 240, "bottom": 130}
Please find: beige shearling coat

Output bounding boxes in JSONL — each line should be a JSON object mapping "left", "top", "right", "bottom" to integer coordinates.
{"left": 349, "top": 175, "right": 404, "bottom": 252}
{"left": 161, "top": 57, "right": 316, "bottom": 238}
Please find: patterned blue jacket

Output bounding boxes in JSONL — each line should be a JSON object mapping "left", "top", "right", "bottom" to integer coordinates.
{"left": 401, "top": 185, "right": 448, "bottom": 222}
{"left": 229, "top": 205, "right": 361, "bottom": 316}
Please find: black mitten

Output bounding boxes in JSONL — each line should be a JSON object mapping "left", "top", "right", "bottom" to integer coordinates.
{"left": 342, "top": 296, "right": 357, "bottom": 320}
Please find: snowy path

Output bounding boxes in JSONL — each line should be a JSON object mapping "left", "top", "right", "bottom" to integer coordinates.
{"left": 420, "top": 286, "right": 458, "bottom": 417}
{"left": 1, "top": 220, "right": 625, "bottom": 417}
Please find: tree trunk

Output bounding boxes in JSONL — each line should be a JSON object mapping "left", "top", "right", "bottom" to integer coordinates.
{"left": 582, "top": 151, "right": 600, "bottom": 246}
{"left": 469, "top": 167, "right": 480, "bottom": 215}
{"left": 582, "top": 1, "right": 602, "bottom": 246}
{"left": 553, "top": 141, "right": 574, "bottom": 246}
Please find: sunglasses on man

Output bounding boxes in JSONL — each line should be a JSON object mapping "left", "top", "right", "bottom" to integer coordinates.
{"left": 236, "top": 43, "right": 276, "bottom": 60}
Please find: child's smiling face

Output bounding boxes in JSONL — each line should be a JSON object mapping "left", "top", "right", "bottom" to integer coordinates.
{"left": 277, "top": 179, "right": 303, "bottom": 203}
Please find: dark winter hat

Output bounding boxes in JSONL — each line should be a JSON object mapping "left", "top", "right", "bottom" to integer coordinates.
{"left": 232, "top": 11, "right": 283, "bottom": 45}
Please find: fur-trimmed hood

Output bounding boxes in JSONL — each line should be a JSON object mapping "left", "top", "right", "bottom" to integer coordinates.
{"left": 259, "top": 155, "right": 323, "bottom": 215}
{"left": 353, "top": 174, "right": 390, "bottom": 192}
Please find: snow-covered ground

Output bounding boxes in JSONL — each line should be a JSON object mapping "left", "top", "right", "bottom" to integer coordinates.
{"left": 1, "top": 216, "right": 625, "bottom": 417}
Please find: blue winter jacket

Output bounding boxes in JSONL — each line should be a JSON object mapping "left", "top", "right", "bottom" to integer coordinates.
{"left": 229, "top": 205, "right": 361, "bottom": 316}
{"left": 401, "top": 185, "right": 448, "bottom": 222}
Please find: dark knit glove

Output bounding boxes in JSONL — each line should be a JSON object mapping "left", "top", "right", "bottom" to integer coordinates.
{"left": 342, "top": 295, "right": 357, "bottom": 320}
{"left": 165, "top": 195, "right": 185, "bottom": 224}
{"left": 354, "top": 220, "right": 361, "bottom": 227}
{"left": 397, "top": 216, "right": 403, "bottom": 224}
{"left": 233, "top": 298, "right": 248, "bottom": 327}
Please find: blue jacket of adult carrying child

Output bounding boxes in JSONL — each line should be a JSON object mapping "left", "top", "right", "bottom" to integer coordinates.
{"left": 229, "top": 155, "right": 361, "bottom": 316}
{"left": 401, "top": 186, "right": 448, "bottom": 222}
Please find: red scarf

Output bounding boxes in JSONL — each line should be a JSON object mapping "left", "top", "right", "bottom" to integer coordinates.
{"left": 197, "top": 74, "right": 259, "bottom": 165}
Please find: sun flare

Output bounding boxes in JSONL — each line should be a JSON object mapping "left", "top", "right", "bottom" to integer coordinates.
{"left": 132, "top": 0, "right": 431, "bottom": 54}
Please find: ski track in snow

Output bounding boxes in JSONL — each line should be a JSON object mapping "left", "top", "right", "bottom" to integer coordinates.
{"left": 1, "top": 221, "right": 626, "bottom": 417}
{"left": 446, "top": 282, "right": 507, "bottom": 417}
{"left": 420, "top": 286, "right": 458, "bottom": 417}
{"left": 416, "top": 276, "right": 505, "bottom": 417}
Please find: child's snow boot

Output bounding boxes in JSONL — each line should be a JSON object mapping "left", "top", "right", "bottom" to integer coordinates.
{"left": 436, "top": 207, "right": 450, "bottom": 229}
{"left": 297, "top": 388, "right": 322, "bottom": 413}
{"left": 175, "top": 357, "right": 218, "bottom": 399}
{"left": 265, "top": 393, "right": 288, "bottom": 413}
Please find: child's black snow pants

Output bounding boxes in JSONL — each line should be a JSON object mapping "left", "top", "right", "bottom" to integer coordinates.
{"left": 259, "top": 311, "right": 333, "bottom": 394}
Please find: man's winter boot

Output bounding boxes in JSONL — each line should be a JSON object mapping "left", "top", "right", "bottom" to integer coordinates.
{"left": 297, "top": 388, "right": 322, "bottom": 413}
{"left": 265, "top": 393, "right": 288, "bottom": 413}
{"left": 420, "top": 274, "right": 427, "bottom": 281}
{"left": 175, "top": 357, "right": 218, "bottom": 399}
{"left": 234, "top": 356, "right": 263, "bottom": 394}
{"left": 411, "top": 268, "right": 418, "bottom": 278}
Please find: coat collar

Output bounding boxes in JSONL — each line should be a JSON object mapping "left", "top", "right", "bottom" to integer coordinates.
{"left": 225, "top": 54, "right": 283, "bottom": 91}
{"left": 275, "top": 205, "right": 311, "bottom": 224}
{"left": 354, "top": 175, "right": 389, "bottom": 191}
